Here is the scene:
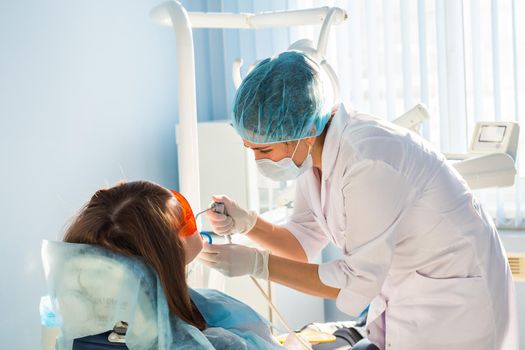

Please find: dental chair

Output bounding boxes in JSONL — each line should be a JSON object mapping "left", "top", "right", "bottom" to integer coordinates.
{"left": 42, "top": 240, "right": 380, "bottom": 350}
{"left": 43, "top": 243, "right": 157, "bottom": 349}
{"left": 41, "top": 241, "right": 213, "bottom": 350}
{"left": 42, "top": 241, "right": 300, "bottom": 350}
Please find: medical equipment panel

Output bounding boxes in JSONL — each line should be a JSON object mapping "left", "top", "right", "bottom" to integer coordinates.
{"left": 469, "top": 122, "right": 519, "bottom": 160}
{"left": 445, "top": 121, "right": 520, "bottom": 189}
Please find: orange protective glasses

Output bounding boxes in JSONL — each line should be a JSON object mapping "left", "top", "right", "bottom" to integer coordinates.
{"left": 170, "top": 190, "right": 197, "bottom": 237}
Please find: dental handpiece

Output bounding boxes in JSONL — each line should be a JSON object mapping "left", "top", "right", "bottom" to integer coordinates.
{"left": 210, "top": 202, "right": 225, "bottom": 215}
{"left": 194, "top": 202, "right": 225, "bottom": 220}
{"left": 195, "top": 202, "right": 231, "bottom": 243}
{"left": 211, "top": 203, "right": 232, "bottom": 243}
{"left": 195, "top": 202, "right": 233, "bottom": 244}
{"left": 209, "top": 203, "right": 232, "bottom": 243}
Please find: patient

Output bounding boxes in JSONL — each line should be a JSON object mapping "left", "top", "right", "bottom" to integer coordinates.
{"left": 54, "top": 180, "right": 284, "bottom": 349}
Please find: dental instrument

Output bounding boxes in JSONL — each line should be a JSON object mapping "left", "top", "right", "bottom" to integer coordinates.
{"left": 195, "top": 203, "right": 225, "bottom": 244}
{"left": 194, "top": 202, "right": 225, "bottom": 221}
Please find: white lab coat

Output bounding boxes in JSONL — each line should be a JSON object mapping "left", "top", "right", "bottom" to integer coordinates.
{"left": 283, "top": 104, "right": 518, "bottom": 350}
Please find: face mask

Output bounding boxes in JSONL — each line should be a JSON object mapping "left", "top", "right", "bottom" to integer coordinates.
{"left": 256, "top": 140, "right": 313, "bottom": 181}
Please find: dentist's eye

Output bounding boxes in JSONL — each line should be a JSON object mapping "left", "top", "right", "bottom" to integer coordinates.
{"left": 259, "top": 149, "right": 272, "bottom": 154}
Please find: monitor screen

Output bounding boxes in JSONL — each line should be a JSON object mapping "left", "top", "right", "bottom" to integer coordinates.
{"left": 479, "top": 125, "right": 506, "bottom": 143}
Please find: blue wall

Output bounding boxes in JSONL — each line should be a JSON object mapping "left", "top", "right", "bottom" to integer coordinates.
{"left": 0, "top": 1, "right": 185, "bottom": 348}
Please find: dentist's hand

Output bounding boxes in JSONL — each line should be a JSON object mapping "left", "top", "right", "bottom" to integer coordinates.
{"left": 198, "top": 242, "right": 269, "bottom": 279}
{"left": 206, "top": 195, "right": 257, "bottom": 235}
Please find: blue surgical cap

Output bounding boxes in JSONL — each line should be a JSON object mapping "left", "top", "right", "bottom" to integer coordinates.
{"left": 233, "top": 51, "right": 331, "bottom": 144}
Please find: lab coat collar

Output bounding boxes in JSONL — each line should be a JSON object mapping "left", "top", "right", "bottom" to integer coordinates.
{"left": 321, "top": 103, "right": 350, "bottom": 180}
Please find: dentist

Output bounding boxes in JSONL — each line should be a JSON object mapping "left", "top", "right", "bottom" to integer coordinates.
{"left": 198, "top": 51, "right": 517, "bottom": 350}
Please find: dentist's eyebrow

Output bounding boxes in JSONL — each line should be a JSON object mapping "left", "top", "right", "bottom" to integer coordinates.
{"left": 243, "top": 143, "right": 271, "bottom": 151}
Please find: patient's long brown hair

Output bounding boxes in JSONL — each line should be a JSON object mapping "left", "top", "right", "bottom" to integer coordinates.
{"left": 63, "top": 180, "right": 206, "bottom": 330}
